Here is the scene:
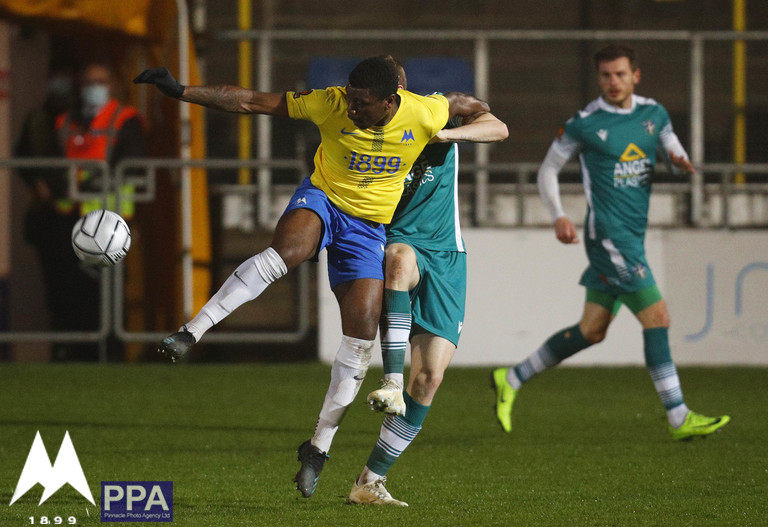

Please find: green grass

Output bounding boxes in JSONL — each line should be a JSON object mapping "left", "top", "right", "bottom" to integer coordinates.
{"left": 0, "top": 364, "right": 765, "bottom": 526}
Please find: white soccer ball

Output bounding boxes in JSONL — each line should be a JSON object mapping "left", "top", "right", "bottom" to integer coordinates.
{"left": 71, "top": 209, "right": 132, "bottom": 267}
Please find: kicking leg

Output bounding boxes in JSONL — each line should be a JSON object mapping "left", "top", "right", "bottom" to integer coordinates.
{"left": 158, "top": 209, "right": 320, "bottom": 361}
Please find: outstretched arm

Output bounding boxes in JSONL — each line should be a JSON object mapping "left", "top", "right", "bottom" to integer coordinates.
{"left": 133, "top": 68, "right": 289, "bottom": 117}
{"left": 432, "top": 111, "right": 508, "bottom": 143}
{"left": 180, "top": 85, "right": 288, "bottom": 116}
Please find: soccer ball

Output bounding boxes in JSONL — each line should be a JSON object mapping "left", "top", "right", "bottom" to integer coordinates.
{"left": 71, "top": 209, "right": 132, "bottom": 267}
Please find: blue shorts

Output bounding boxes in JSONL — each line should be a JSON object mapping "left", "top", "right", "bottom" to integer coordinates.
{"left": 283, "top": 178, "right": 386, "bottom": 289}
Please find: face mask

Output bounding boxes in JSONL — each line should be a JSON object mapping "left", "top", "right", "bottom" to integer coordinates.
{"left": 81, "top": 84, "right": 109, "bottom": 110}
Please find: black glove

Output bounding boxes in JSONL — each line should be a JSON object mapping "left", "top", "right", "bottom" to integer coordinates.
{"left": 133, "top": 68, "right": 185, "bottom": 98}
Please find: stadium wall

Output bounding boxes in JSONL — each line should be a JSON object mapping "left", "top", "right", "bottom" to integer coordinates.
{"left": 319, "top": 229, "right": 768, "bottom": 366}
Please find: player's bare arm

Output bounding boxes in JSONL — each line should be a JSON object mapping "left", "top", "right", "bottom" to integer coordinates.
{"left": 443, "top": 92, "right": 490, "bottom": 120}
{"left": 133, "top": 67, "right": 289, "bottom": 116}
{"left": 433, "top": 111, "right": 508, "bottom": 143}
{"left": 181, "top": 85, "right": 288, "bottom": 116}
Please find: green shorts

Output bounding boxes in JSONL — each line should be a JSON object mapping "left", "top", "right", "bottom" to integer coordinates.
{"left": 404, "top": 245, "right": 467, "bottom": 347}
{"left": 586, "top": 284, "right": 664, "bottom": 315}
{"left": 580, "top": 236, "right": 657, "bottom": 294}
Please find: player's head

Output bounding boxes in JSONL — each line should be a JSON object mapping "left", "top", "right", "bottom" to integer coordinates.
{"left": 593, "top": 44, "right": 641, "bottom": 109}
{"left": 79, "top": 60, "right": 115, "bottom": 115}
{"left": 593, "top": 44, "right": 639, "bottom": 71}
{"left": 382, "top": 55, "right": 407, "bottom": 90}
{"left": 345, "top": 55, "right": 399, "bottom": 129}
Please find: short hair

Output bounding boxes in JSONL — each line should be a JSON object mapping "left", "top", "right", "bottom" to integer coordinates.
{"left": 593, "top": 44, "right": 638, "bottom": 71}
{"left": 348, "top": 56, "right": 399, "bottom": 100}
{"left": 382, "top": 55, "right": 406, "bottom": 89}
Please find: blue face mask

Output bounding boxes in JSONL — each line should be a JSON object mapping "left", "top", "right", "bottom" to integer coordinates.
{"left": 81, "top": 84, "right": 109, "bottom": 110}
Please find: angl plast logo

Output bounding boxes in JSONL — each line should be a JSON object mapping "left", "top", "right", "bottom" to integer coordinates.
{"left": 9, "top": 431, "right": 95, "bottom": 506}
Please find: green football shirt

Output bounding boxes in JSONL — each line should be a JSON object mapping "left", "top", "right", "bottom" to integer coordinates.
{"left": 386, "top": 117, "right": 465, "bottom": 253}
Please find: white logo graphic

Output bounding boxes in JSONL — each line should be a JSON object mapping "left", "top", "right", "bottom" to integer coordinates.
{"left": 10, "top": 431, "right": 95, "bottom": 506}
{"left": 295, "top": 197, "right": 307, "bottom": 206}
{"left": 596, "top": 129, "right": 608, "bottom": 141}
{"left": 458, "top": 321, "right": 463, "bottom": 333}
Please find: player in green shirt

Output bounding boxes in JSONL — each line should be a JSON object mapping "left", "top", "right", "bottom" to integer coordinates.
{"left": 492, "top": 44, "right": 730, "bottom": 441}
{"left": 349, "top": 61, "right": 508, "bottom": 506}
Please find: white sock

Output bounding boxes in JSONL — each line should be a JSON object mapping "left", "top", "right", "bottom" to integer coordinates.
{"left": 384, "top": 373, "right": 404, "bottom": 389}
{"left": 184, "top": 247, "right": 286, "bottom": 341}
{"left": 358, "top": 466, "right": 384, "bottom": 485}
{"left": 312, "top": 335, "right": 374, "bottom": 453}
{"left": 668, "top": 403, "right": 690, "bottom": 428}
{"left": 505, "top": 368, "right": 523, "bottom": 390}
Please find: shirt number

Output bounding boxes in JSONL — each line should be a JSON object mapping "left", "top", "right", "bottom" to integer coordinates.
{"left": 348, "top": 151, "right": 402, "bottom": 174}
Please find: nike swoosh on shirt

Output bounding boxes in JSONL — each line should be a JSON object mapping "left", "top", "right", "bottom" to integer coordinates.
{"left": 341, "top": 128, "right": 359, "bottom": 135}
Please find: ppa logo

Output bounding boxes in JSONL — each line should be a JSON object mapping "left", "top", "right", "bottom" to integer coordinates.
{"left": 10, "top": 431, "right": 95, "bottom": 506}
{"left": 101, "top": 482, "right": 173, "bottom": 522}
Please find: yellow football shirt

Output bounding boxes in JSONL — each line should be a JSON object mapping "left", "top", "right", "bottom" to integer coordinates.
{"left": 286, "top": 87, "right": 449, "bottom": 223}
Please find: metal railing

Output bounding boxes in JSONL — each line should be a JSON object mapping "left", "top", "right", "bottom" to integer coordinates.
{"left": 112, "top": 157, "right": 312, "bottom": 346}
{"left": 210, "top": 28, "right": 768, "bottom": 226}
{"left": 459, "top": 162, "right": 768, "bottom": 228}
{"left": 1, "top": 157, "right": 312, "bottom": 359}
{"left": 0, "top": 159, "right": 113, "bottom": 356}
{"left": 2, "top": 157, "right": 767, "bottom": 357}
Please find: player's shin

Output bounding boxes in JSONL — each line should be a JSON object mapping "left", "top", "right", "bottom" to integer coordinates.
{"left": 380, "top": 288, "right": 411, "bottom": 388}
{"left": 312, "top": 336, "right": 374, "bottom": 452}
{"left": 362, "top": 392, "right": 430, "bottom": 482}
{"left": 644, "top": 327, "right": 689, "bottom": 427}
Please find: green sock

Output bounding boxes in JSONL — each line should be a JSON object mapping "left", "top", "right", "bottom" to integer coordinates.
{"left": 365, "top": 392, "right": 430, "bottom": 476}
{"left": 380, "top": 289, "right": 411, "bottom": 376}
{"left": 644, "top": 327, "right": 686, "bottom": 414}
{"left": 513, "top": 324, "right": 591, "bottom": 385}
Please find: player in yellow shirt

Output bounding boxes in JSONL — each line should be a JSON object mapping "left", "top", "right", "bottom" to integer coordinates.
{"left": 135, "top": 56, "right": 490, "bottom": 498}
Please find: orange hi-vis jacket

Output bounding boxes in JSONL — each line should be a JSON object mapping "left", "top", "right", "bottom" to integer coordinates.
{"left": 56, "top": 99, "right": 141, "bottom": 218}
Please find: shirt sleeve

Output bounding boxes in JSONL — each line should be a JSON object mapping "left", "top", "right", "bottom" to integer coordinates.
{"left": 537, "top": 141, "right": 571, "bottom": 221}
{"left": 550, "top": 119, "right": 582, "bottom": 160}
{"left": 424, "top": 93, "right": 450, "bottom": 137}
{"left": 658, "top": 122, "right": 690, "bottom": 174}
{"left": 286, "top": 88, "right": 336, "bottom": 125}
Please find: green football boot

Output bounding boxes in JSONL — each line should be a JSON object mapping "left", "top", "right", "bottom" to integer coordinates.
{"left": 491, "top": 368, "right": 518, "bottom": 433}
{"left": 669, "top": 411, "right": 731, "bottom": 441}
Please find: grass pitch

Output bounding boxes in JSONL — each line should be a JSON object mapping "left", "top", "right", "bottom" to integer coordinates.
{"left": 0, "top": 364, "right": 765, "bottom": 526}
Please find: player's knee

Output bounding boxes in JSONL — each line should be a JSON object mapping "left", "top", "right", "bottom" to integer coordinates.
{"left": 412, "top": 368, "right": 444, "bottom": 397}
{"left": 384, "top": 245, "right": 417, "bottom": 285}
{"left": 645, "top": 312, "right": 670, "bottom": 329}
{"left": 581, "top": 325, "right": 608, "bottom": 344}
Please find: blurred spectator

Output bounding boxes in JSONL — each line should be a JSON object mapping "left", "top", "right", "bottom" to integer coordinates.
{"left": 57, "top": 60, "right": 148, "bottom": 219}
{"left": 16, "top": 60, "right": 147, "bottom": 361}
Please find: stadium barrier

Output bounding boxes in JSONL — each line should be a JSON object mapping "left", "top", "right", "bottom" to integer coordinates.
{"left": 2, "top": 158, "right": 767, "bottom": 361}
